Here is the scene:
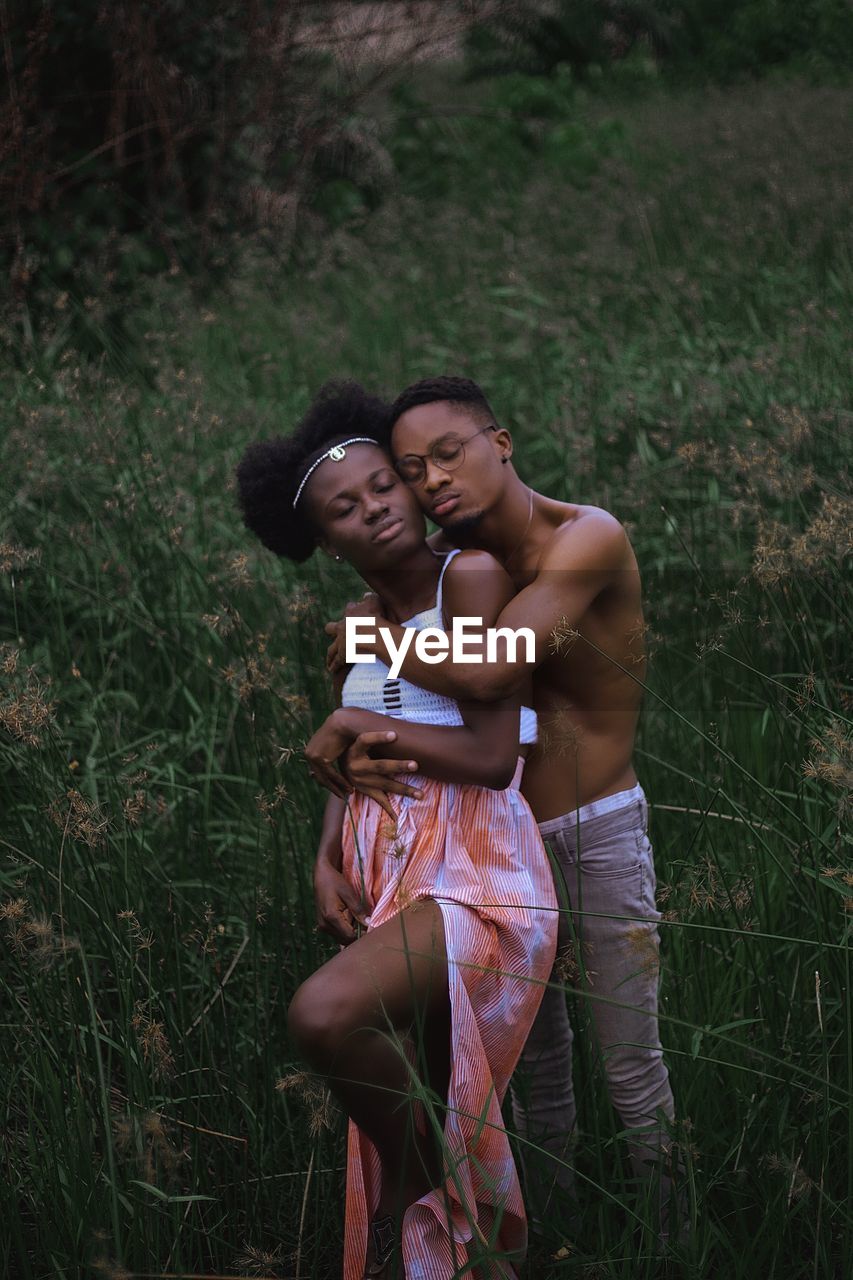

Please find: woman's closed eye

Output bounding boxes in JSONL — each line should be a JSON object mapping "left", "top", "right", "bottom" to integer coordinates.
{"left": 367, "top": 475, "right": 399, "bottom": 501}
{"left": 331, "top": 481, "right": 396, "bottom": 518}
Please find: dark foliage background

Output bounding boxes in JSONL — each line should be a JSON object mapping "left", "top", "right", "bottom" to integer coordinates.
{"left": 3, "top": 0, "right": 851, "bottom": 339}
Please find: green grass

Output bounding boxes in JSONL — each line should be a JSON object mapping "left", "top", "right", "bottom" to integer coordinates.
{"left": 1, "top": 75, "right": 851, "bottom": 1278}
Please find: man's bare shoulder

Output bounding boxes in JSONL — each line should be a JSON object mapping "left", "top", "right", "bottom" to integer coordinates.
{"left": 538, "top": 504, "right": 630, "bottom": 572}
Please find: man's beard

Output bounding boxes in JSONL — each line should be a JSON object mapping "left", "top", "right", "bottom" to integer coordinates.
{"left": 440, "top": 510, "right": 486, "bottom": 544}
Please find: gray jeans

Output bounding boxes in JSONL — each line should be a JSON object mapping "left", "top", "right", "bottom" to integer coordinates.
{"left": 509, "top": 783, "right": 677, "bottom": 1230}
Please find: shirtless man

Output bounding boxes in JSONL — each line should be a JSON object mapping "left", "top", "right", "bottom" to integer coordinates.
{"left": 325, "top": 376, "right": 679, "bottom": 1245}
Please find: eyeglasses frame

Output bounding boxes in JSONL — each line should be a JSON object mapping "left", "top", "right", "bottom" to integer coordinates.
{"left": 393, "top": 422, "right": 497, "bottom": 486}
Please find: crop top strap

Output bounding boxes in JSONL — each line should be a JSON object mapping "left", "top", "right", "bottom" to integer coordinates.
{"left": 435, "top": 548, "right": 463, "bottom": 620}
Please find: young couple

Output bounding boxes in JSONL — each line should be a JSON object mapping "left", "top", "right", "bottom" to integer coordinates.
{"left": 236, "top": 376, "right": 677, "bottom": 1279}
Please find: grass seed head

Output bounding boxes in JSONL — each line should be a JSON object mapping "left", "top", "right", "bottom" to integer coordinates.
{"left": 539, "top": 707, "right": 583, "bottom": 757}
{"left": 276, "top": 1070, "right": 338, "bottom": 1135}
{"left": 549, "top": 617, "right": 580, "bottom": 656}
{"left": 0, "top": 541, "right": 42, "bottom": 573}
{"left": 803, "top": 718, "right": 853, "bottom": 813}
{"left": 131, "top": 1005, "right": 176, "bottom": 1079}
{"left": 233, "top": 1242, "right": 285, "bottom": 1277}
{"left": 554, "top": 941, "right": 580, "bottom": 986}
{"left": 121, "top": 789, "right": 147, "bottom": 826}
{"left": 47, "top": 788, "right": 111, "bottom": 847}
{"left": 0, "top": 663, "right": 57, "bottom": 747}
{"left": 626, "top": 924, "right": 660, "bottom": 977}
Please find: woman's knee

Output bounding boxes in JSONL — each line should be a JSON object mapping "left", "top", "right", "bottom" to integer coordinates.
{"left": 287, "top": 971, "right": 366, "bottom": 1069}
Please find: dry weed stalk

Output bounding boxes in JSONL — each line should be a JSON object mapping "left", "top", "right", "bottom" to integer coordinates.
{"left": 117, "top": 909, "right": 154, "bottom": 953}
{"left": 1, "top": 898, "right": 79, "bottom": 968}
{"left": 554, "top": 940, "right": 581, "bottom": 986}
{"left": 539, "top": 706, "right": 584, "bottom": 758}
{"left": 762, "top": 1152, "right": 814, "bottom": 1202}
{"left": 255, "top": 784, "right": 290, "bottom": 824}
{"left": 131, "top": 1003, "right": 176, "bottom": 1080}
{"left": 0, "top": 648, "right": 57, "bottom": 747}
{"left": 276, "top": 1070, "right": 338, "bottom": 1136}
{"left": 113, "top": 1109, "right": 184, "bottom": 1186}
{"left": 550, "top": 617, "right": 580, "bottom": 656}
{"left": 184, "top": 903, "right": 224, "bottom": 958}
{"left": 0, "top": 542, "right": 41, "bottom": 572}
{"left": 752, "top": 494, "right": 850, "bottom": 583}
{"left": 285, "top": 585, "right": 318, "bottom": 622}
{"left": 803, "top": 718, "right": 853, "bottom": 815}
{"left": 121, "top": 789, "right": 148, "bottom": 827}
{"left": 234, "top": 1241, "right": 286, "bottom": 1277}
{"left": 626, "top": 924, "right": 660, "bottom": 978}
{"left": 658, "top": 855, "right": 754, "bottom": 920}
{"left": 47, "top": 788, "right": 111, "bottom": 848}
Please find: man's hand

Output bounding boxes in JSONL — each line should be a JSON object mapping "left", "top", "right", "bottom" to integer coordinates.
{"left": 325, "top": 591, "right": 383, "bottom": 675}
{"left": 305, "top": 713, "right": 418, "bottom": 818}
{"left": 314, "top": 859, "right": 367, "bottom": 945}
{"left": 304, "top": 711, "right": 359, "bottom": 799}
{"left": 341, "top": 731, "right": 423, "bottom": 814}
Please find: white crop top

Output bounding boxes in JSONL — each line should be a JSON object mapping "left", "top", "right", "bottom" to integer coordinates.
{"left": 341, "top": 549, "right": 538, "bottom": 744}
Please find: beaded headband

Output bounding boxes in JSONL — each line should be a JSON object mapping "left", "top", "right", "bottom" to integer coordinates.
{"left": 291, "top": 437, "right": 379, "bottom": 508}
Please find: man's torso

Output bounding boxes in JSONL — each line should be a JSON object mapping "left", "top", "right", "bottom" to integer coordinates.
{"left": 434, "top": 499, "right": 646, "bottom": 822}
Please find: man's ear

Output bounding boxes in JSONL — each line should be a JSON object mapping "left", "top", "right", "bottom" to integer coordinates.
{"left": 492, "top": 425, "right": 513, "bottom": 464}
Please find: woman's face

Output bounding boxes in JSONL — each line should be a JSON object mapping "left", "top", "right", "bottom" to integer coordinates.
{"left": 304, "top": 442, "right": 426, "bottom": 572}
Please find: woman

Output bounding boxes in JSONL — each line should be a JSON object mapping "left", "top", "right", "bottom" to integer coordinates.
{"left": 236, "top": 382, "right": 557, "bottom": 1280}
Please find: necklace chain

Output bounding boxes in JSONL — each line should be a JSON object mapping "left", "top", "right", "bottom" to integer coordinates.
{"left": 504, "top": 488, "right": 534, "bottom": 568}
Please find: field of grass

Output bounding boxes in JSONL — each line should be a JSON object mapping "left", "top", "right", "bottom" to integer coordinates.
{"left": 1, "top": 73, "right": 851, "bottom": 1279}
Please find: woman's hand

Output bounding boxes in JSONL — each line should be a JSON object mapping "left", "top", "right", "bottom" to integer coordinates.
{"left": 314, "top": 857, "right": 367, "bottom": 945}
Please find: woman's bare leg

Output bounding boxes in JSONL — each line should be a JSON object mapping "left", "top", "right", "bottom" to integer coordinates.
{"left": 288, "top": 898, "right": 450, "bottom": 1217}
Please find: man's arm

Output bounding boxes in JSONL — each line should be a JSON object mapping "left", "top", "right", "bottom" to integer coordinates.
{"left": 325, "top": 700, "right": 521, "bottom": 790}
{"left": 308, "top": 549, "right": 525, "bottom": 794}
{"left": 340, "top": 512, "right": 630, "bottom": 701}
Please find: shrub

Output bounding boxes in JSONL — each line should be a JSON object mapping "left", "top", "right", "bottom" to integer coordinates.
{"left": 0, "top": 2, "right": 416, "bottom": 330}
{"left": 465, "top": 0, "right": 676, "bottom": 80}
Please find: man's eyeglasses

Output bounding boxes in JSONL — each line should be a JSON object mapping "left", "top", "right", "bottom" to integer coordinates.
{"left": 394, "top": 424, "right": 496, "bottom": 486}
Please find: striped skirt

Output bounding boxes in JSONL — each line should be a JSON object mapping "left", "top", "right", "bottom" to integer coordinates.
{"left": 340, "top": 758, "right": 558, "bottom": 1280}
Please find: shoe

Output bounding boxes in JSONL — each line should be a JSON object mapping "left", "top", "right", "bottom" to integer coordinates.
{"left": 363, "top": 1213, "right": 399, "bottom": 1278}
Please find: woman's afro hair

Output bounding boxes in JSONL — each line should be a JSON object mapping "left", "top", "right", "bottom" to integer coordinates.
{"left": 235, "top": 380, "right": 392, "bottom": 563}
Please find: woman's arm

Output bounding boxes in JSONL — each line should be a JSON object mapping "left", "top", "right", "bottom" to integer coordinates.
{"left": 313, "top": 792, "right": 367, "bottom": 945}
{"left": 310, "top": 667, "right": 366, "bottom": 946}
{"left": 315, "top": 790, "right": 347, "bottom": 873}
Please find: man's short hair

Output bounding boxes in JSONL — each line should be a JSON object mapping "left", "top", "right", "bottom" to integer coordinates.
{"left": 389, "top": 376, "right": 497, "bottom": 431}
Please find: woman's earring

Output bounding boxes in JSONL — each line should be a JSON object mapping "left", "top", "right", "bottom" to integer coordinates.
{"left": 334, "top": 553, "right": 342, "bottom": 562}
{"left": 501, "top": 456, "right": 509, "bottom": 464}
